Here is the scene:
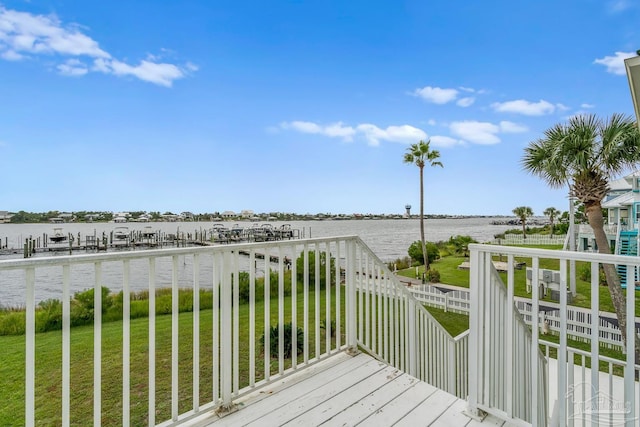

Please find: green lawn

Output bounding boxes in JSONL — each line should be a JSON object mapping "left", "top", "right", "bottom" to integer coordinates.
{"left": 397, "top": 251, "right": 640, "bottom": 316}
{"left": 0, "top": 286, "right": 342, "bottom": 426}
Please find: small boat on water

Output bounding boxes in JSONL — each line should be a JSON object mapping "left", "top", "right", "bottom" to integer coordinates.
{"left": 252, "top": 223, "right": 276, "bottom": 241}
{"left": 113, "top": 226, "right": 129, "bottom": 240}
{"left": 49, "top": 227, "right": 67, "bottom": 243}
{"left": 277, "top": 224, "right": 294, "bottom": 238}
{"left": 141, "top": 226, "right": 156, "bottom": 238}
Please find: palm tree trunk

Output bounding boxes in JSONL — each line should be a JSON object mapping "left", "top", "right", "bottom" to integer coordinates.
{"left": 420, "top": 165, "right": 428, "bottom": 272}
{"left": 586, "top": 204, "right": 638, "bottom": 360}
{"left": 522, "top": 221, "right": 527, "bottom": 239}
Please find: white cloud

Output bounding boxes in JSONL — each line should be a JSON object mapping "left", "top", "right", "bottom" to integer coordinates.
{"left": 57, "top": 58, "right": 88, "bottom": 76}
{"left": 608, "top": 0, "right": 632, "bottom": 12}
{"left": 0, "top": 8, "right": 109, "bottom": 58}
{"left": 594, "top": 51, "right": 636, "bottom": 76}
{"left": 459, "top": 86, "right": 475, "bottom": 93}
{"left": 281, "top": 121, "right": 426, "bottom": 146}
{"left": 0, "top": 49, "right": 22, "bottom": 60}
{"left": 280, "top": 121, "right": 355, "bottom": 142}
{"left": 324, "top": 122, "right": 356, "bottom": 141}
{"left": 556, "top": 103, "right": 570, "bottom": 111}
{"left": 281, "top": 121, "right": 322, "bottom": 134}
{"left": 581, "top": 103, "right": 595, "bottom": 109}
{"left": 427, "top": 119, "right": 437, "bottom": 126}
{"left": 430, "top": 135, "right": 462, "bottom": 148}
{"left": 357, "top": 124, "right": 426, "bottom": 146}
{"left": 413, "top": 86, "right": 458, "bottom": 104}
{"left": 101, "top": 58, "right": 185, "bottom": 87}
{"left": 499, "top": 121, "right": 528, "bottom": 133}
{"left": 0, "top": 6, "right": 194, "bottom": 86}
{"left": 456, "top": 97, "right": 475, "bottom": 107}
{"left": 450, "top": 121, "right": 501, "bottom": 145}
{"left": 491, "top": 99, "right": 556, "bottom": 116}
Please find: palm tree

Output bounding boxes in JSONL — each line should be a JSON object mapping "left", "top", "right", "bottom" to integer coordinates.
{"left": 404, "top": 140, "right": 443, "bottom": 271}
{"left": 543, "top": 207, "right": 561, "bottom": 236}
{"left": 522, "top": 113, "right": 640, "bottom": 350}
{"left": 512, "top": 206, "right": 533, "bottom": 239}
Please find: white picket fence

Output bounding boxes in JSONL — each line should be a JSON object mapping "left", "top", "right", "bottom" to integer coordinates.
{"left": 496, "top": 234, "right": 567, "bottom": 246}
{"left": 407, "top": 282, "right": 638, "bottom": 351}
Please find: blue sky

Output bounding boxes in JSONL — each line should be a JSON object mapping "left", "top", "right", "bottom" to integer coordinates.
{"left": 0, "top": 0, "right": 639, "bottom": 216}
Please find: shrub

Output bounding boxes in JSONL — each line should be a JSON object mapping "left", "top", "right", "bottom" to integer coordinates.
{"left": 320, "top": 319, "right": 336, "bottom": 337}
{"left": 261, "top": 322, "right": 304, "bottom": 358}
{"left": 386, "top": 256, "right": 412, "bottom": 271}
{"left": 36, "top": 299, "right": 63, "bottom": 332}
{"left": 0, "top": 311, "right": 25, "bottom": 335}
{"left": 447, "top": 235, "right": 477, "bottom": 257}
{"left": 296, "top": 250, "right": 336, "bottom": 289}
{"left": 407, "top": 241, "right": 439, "bottom": 265}
{"left": 578, "top": 264, "right": 607, "bottom": 285}
{"left": 237, "top": 272, "right": 252, "bottom": 303}
{"left": 426, "top": 268, "right": 440, "bottom": 283}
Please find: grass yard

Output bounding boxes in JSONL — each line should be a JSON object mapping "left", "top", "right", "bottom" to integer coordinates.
{"left": 0, "top": 286, "right": 344, "bottom": 426}
{"left": 397, "top": 250, "right": 640, "bottom": 315}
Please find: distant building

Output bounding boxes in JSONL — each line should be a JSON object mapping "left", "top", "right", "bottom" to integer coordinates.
{"left": 0, "top": 211, "right": 12, "bottom": 223}
{"left": 85, "top": 214, "right": 100, "bottom": 222}
{"left": 241, "top": 210, "right": 254, "bottom": 218}
{"left": 59, "top": 212, "right": 74, "bottom": 222}
{"left": 222, "top": 211, "right": 236, "bottom": 219}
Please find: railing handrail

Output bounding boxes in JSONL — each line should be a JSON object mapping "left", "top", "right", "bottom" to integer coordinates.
{"left": 0, "top": 235, "right": 362, "bottom": 270}
{"left": 353, "top": 236, "right": 456, "bottom": 341}
{"left": 469, "top": 242, "right": 640, "bottom": 265}
{"left": 8, "top": 235, "right": 473, "bottom": 426}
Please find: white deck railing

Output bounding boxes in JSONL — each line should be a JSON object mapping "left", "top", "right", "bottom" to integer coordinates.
{"left": 467, "top": 244, "right": 640, "bottom": 427}
{"left": 350, "top": 242, "right": 468, "bottom": 398}
{"left": 408, "top": 283, "right": 640, "bottom": 350}
{"left": 4, "top": 236, "right": 467, "bottom": 426}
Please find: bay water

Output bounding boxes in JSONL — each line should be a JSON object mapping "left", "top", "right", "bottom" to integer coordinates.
{"left": 0, "top": 218, "right": 513, "bottom": 306}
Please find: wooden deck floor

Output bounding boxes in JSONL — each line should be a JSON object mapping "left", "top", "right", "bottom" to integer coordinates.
{"left": 183, "top": 352, "right": 508, "bottom": 427}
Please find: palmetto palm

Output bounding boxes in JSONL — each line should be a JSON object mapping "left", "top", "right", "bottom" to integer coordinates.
{"left": 404, "top": 140, "right": 443, "bottom": 271}
{"left": 543, "top": 207, "right": 561, "bottom": 236}
{"left": 512, "top": 206, "right": 533, "bottom": 239}
{"left": 522, "top": 113, "right": 640, "bottom": 348}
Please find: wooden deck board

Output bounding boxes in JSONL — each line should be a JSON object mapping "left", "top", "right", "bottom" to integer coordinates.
{"left": 244, "top": 357, "right": 388, "bottom": 426}
{"left": 318, "top": 371, "right": 427, "bottom": 426}
{"left": 184, "top": 351, "right": 509, "bottom": 427}
{"left": 392, "top": 388, "right": 459, "bottom": 426}
{"left": 280, "top": 364, "right": 404, "bottom": 426}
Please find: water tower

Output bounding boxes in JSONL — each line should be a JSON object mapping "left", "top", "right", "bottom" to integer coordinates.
{"left": 405, "top": 204, "right": 412, "bottom": 218}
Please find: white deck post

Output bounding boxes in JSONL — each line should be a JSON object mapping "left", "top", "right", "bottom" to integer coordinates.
{"left": 25, "top": 267, "right": 35, "bottom": 427}
{"left": 466, "top": 245, "right": 484, "bottom": 419}
{"left": 346, "top": 239, "right": 358, "bottom": 354}
{"left": 221, "top": 251, "right": 233, "bottom": 409}
{"left": 624, "top": 262, "right": 636, "bottom": 427}
{"left": 407, "top": 296, "right": 417, "bottom": 377}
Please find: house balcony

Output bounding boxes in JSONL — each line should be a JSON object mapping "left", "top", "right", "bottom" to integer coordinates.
{"left": 2, "top": 237, "right": 639, "bottom": 425}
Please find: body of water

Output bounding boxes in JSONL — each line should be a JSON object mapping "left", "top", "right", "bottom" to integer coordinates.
{"left": 0, "top": 218, "right": 514, "bottom": 306}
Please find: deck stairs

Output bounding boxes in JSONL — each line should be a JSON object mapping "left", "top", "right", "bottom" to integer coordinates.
{"left": 616, "top": 230, "right": 639, "bottom": 288}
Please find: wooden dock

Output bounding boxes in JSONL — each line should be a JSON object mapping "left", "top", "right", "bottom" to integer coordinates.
{"left": 3, "top": 224, "right": 303, "bottom": 259}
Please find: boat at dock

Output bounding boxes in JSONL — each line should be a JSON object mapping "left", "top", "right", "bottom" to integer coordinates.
{"left": 49, "top": 227, "right": 67, "bottom": 243}
{"left": 113, "top": 226, "right": 129, "bottom": 240}
{"left": 141, "top": 226, "right": 156, "bottom": 238}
